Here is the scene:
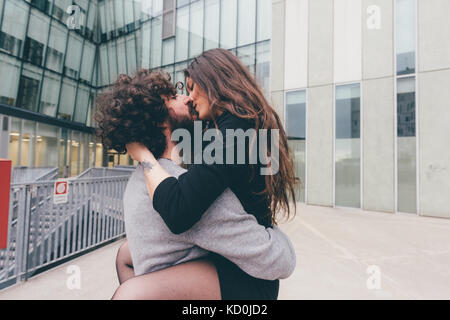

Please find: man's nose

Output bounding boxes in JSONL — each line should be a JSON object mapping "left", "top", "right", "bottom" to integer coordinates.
{"left": 182, "top": 95, "right": 193, "bottom": 105}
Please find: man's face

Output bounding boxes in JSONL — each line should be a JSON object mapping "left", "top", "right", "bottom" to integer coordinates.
{"left": 164, "top": 94, "right": 197, "bottom": 131}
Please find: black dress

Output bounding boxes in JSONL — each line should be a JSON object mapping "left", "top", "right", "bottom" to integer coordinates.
{"left": 153, "top": 111, "right": 279, "bottom": 300}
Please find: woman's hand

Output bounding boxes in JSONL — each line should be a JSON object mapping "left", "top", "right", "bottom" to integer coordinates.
{"left": 126, "top": 142, "right": 156, "bottom": 163}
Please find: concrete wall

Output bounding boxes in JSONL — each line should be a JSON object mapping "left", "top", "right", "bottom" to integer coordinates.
{"left": 306, "top": 85, "right": 334, "bottom": 206}
{"left": 271, "top": 0, "right": 450, "bottom": 219}
{"left": 418, "top": 0, "right": 450, "bottom": 72}
{"left": 362, "top": 78, "right": 395, "bottom": 212}
{"left": 308, "top": 0, "right": 333, "bottom": 87}
{"left": 418, "top": 69, "right": 450, "bottom": 218}
{"left": 362, "top": 0, "right": 394, "bottom": 79}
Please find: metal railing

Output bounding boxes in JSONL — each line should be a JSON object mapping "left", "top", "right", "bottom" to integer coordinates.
{"left": 77, "top": 167, "right": 135, "bottom": 179}
{"left": 0, "top": 174, "right": 130, "bottom": 290}
{"left": 11, "top": 167, "right": 59, "bottom": 184}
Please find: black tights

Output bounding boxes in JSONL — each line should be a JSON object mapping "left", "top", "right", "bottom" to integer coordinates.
{"left": 113, "top": 240, "right": 221, "bottom": 300}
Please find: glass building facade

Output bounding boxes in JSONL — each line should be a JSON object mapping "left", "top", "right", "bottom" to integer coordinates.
{"left": 0, "top": 0, "right": 271, "bottom": 177}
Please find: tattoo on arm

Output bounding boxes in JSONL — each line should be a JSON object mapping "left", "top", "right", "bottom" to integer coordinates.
{"left": 140, "top": 161, "right": 155, "bottom": 173}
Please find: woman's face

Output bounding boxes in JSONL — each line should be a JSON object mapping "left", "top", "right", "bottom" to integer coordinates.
{"left": 186, "top": 77, "right": 212, "bottom": 120}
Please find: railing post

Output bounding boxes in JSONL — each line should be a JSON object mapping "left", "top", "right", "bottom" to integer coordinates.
{"left": 15, "top": 185, "right": 32, "bottom": 283}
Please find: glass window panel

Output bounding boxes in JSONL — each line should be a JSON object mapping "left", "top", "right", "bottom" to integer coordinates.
{"left": 126, "top": 34, "right": 137, "bottom": 74}
{"left": 9, "top": 117, "right": 21, "bottom": 167}
{"left": 46, "top": 23, "right": 66, "bottom": 72}
{"left": 238, "top": 0, "right": 256, "bottom": 47}
{"left": 189, "top": 0, "right": 204, "bottom": 58}
{"left": 99, "top": 1, "right": 108, "bottom": 40}
{"left": 58, "top": 79, "right": 77, "bottom": 120}
{"left": 17, "top": 64, "right": 42, "bottom": 112}
{"left": 105, "top": 0, "right": 114, "bottom": 38}
{"left": 220, "top": 0, "right": 237, "bottom": 49}
{"left": 114, "top": 0, "right": 126, "bottom": 33}
{"left": 0, "top": 56, "right": 21, "bottom": 106}
{"left": 71, "top": 131, "right": 80, "bottom": 176}
{"left": 257, "top": 0, "right": 271, "bottom": 41}
{"left": 117, "top": 38, "right": 128, "bottom": 75}
{"left": 286, "top": 90, "right": 306, "bottom": 203}
{"left": 65, "top": 34, "right": 83, "bottom": 78}
{"left": 162, "top": 37, "right": 175, "bottom": 65}
{"left": 59, "top": 128, "right": 69, "bottom": 176}
{"left": 1, "top": 0, "right": 28, "bottom": 43}
{"left": 396, "top": 0, "right": 416, "bottom": 75}
{"left": 150, "top": 17, "right": 162, "bottom": 68}
{"left": 177, "top": 0, "right": 190, "bottom": 7}
{"left": 174, "top": 62, "right": 187, "bottom": 93}
{"left": 153, "top": 0, "right": 163, "bottom": 17}
{"left": 397, "top": 77, "right": 417, "bottom": 213}
{"left": 141, "top": 21, "right": 151, "bottom": 68}
{"left": 99, "top": 44, "right": 110, "bottom": 86}
{"left": 124, "top": 0, "right": 135, "bottom": 28}
{"left": 335, "top": 83, "right": 361, "bottom": 208}
{"left": 86, "top": 1, "right": 97, "bottom": 40}
{"left": 36, "top": 123, "right": 59, "bottom": 167}
{"left": 74, "top": 85, "right": 90, "bottom": 123}
{"left": 81, "top": 42, "right": 95, "bottom": 83}
{"left": 286, "top": 91, "right": 306, "bottom": 139}
{"left": 140, "top": 0, "right": 152, "bottom": 21}
{"left": 27, "top": 9, "right": 50, "bottom": 65}
{"left": 237, "top": 45, "right": 255, "bottom": 76}
{"left": 87, "top": 92, "right": 95, "bottom": 127}
{"left": 40, "top": 73, "right": 61, "bottom": 117}
{"left": 256, "top": 41, "right": 270, "bottom": 96}
{"left": 108, "top": 41, "right": 119, "bottom": 81}
{"left": 175, "top": 5, "right": 189, "bottom": 62}
{"left": 204, "top": 0, "right": 220, "bottom": 50}
{"left": 22, "top": 120, "right": 37, "bottom": 167}
{"left": 53, "top": 0, "right": 72, "bottom": 22}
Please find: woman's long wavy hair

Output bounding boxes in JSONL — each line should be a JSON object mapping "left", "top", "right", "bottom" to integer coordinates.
{"left": 185, "top": 48, "right": 298, "bottom": 224}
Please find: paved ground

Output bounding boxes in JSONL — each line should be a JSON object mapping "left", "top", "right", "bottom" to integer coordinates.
{"left": 1, "top": 203, "right": 450, "bottom": 300}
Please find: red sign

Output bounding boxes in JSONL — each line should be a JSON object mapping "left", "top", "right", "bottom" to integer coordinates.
{"left": 0, "top": 159, "right": 12, "bottom": 250}
{"left": 54, "top": 179, "right": 69, "bottom": 204}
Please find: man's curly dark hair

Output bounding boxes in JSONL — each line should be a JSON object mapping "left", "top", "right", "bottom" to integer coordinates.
{"left": 95, "top": 69, "right": 177, "bottom": 159}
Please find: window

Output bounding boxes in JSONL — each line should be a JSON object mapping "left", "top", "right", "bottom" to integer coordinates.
{"left": 286, "top": 90, "right": 306, "bottom": 202}
{"left": 23, "top": 37, "right": 45, "bottom": 66}
{"left": 17, "top": 76, "right": 40, "bottom": 112}
{"left": 162, "top": 0, "right": 176, "bottom": 39}
{"left": 396, "top": 0, "right": 416, "bottom": 75}
{"left": 0, "top": 31, "right": 23, "bottom": 56}
{"left": 335, "top": 83, "right": 361, "bottom": 208}
{"left": 397, "top": 77, "right": 416, "bottom": 214}
{"left": 189, "top": 0, "right": 204, "bottom": 58}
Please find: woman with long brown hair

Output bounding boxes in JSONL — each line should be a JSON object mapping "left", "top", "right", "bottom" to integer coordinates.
{"left": 126, "top": 48, "right": 297, "bottom": 299}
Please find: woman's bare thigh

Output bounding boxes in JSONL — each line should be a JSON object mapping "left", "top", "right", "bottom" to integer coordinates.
{"left": 112, "top": 259, "right": 221, "bottom": 300}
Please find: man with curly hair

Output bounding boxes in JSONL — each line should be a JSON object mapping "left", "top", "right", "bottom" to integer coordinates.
{"left": 95, "top": 69, "right": 295, "bottom": 300}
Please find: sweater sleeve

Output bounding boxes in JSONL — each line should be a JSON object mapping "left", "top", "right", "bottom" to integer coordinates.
{"left": 184, "top": 192, "right": 297, "bottom": 280}
{"left": 152, "top": 163, "right": 232, "bottom": 234}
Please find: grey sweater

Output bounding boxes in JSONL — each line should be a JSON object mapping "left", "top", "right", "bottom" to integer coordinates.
{"left": 123, "top": 159, "right": 296, "bottom": 280}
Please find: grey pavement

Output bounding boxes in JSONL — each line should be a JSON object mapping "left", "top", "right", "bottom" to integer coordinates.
{"left": 1, "top": 203, "right": 450, "bottom": 300}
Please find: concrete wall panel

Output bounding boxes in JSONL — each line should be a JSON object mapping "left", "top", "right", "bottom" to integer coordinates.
{"left": 362, "top": 0, "right": 394, "bottom": 79}
{"left": 418, "top": 0, "right": 450, "bottom": 72}
{"left": 418, "top": 69, "right": 450, "bottom": 218}
{"left": 308, "top": 0, "right": 333, "bottom": 87}
{"left": 362, "top": 77, "right": 395, "bottom": 213}
{"left": 306, "top": 85, "right": 334, "bottom": 206}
